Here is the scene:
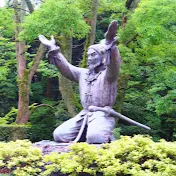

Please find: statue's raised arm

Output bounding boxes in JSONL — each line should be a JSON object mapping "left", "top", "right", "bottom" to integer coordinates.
{"left": 105, "top": 20, "right": 118, "bottom": 45}
{"left": 39, "top": 35, "right": 82, "bottom": 82}
{"left": 104, "top": 21, "right": 121, "bottom": 82}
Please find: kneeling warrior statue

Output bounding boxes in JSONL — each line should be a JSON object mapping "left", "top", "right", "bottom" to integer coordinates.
{"left": 39, "top": 21, "right": 150, "bottom": 144}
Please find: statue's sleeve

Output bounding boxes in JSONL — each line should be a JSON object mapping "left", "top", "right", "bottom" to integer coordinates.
{"left": 105, "top": 45, "right": 121, "bottom": 82}
{"left": 47, "top": 49, "right": 81, "bottom": 82}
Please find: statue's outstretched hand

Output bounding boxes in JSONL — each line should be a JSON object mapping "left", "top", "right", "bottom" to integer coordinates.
{"left": 105, "top": 21, "right": 118, "bottom": 44}
{"left": 39, "top": 35, "right": 58, "bottom": 51}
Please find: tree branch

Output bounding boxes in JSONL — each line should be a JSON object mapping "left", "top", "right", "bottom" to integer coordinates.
{"left": 28, "top": 43, "right": 45, "bottom": 83}
{"left": 126, "top": 0, "right": 134, "bottom": 9}
{"left": 72, "top": 41, "right": 85, "bottom": 48}
{"left": 124, "top": 33, "right": 138, "bottom": 45}
{"left": 30, "top": 104, "right": 55, "bottom": 114}
{"left": 24, "top": 0, "right": 34, "bottom": 13}
{"left": 8, "top": 5, "right": 30, "bottom": 13}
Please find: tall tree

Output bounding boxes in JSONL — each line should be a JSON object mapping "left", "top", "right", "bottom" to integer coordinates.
{"left": 58, "top": 35, "right": 78, "bottom": 117}
{"left": 76, "top": 0, "right": 98, "bottom": 67}
{"left": 13, "top": 0, "right": 45, "bottom": 124}
{"left": 117, "top": 0, "right": 176, "bottom": 140}
{"left": 21, "top": 0, "right": 89, "bottom": 118}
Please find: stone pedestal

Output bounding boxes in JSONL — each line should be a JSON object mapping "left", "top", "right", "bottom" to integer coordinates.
{"left": 33, "top": 140, "right": 102, "bottom": 155}
{"left": 33, "top": 140, "right": 72, "bottom": 154}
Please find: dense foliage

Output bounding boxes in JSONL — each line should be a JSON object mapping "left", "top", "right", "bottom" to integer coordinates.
{"left": 0, "top": 135, "right": 176, "bottom": 176}
{"left": 0, "top": 8, "right": 17, "bottom": 116}
{"left": 116, "top": 0, "right": 176, "bottom": 141}
{"left": 0, "top": 0, "right": 175, "bottom": 141}
{"left": 0, "top": 124, "right": 29, "bottom": 141}
{"left": 21, "top": 0, "right": 89, "bottom": 41}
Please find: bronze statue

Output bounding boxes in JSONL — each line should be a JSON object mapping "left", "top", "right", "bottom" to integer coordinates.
{"left": 39, "top": 21, "right": 150, "bottom": 144}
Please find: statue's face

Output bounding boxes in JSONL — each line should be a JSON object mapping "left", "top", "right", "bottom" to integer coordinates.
{"left": 87, "top": 48, "right": 102, "bottom": 71}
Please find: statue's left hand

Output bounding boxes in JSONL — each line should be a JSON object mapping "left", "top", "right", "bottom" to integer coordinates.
{"left": 39, "top": 35, "right": 58, "bottom": 51}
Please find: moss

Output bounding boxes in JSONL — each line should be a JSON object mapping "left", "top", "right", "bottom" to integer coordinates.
{"left": 81, "top": 34, "right": 89, "bottom": 68}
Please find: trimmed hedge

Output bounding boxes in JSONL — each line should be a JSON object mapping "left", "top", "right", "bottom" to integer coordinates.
{"left": 0, "top": 123, "right": 55, "bottom": 142}
{"left": 0, "top": 135, "right": 176, "bottom": 176}
{"left": 0, "top": 124, "right": 30, "bottom": 141}
{"left": 0, "top": 104, "right": 56, "bottom": 142}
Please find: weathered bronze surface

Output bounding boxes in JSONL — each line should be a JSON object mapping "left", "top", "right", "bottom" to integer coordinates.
{"left": 39, "top": 21, "right": 149, "bottom": 144}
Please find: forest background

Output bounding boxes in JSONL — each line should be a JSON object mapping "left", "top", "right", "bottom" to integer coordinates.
{"left": 0, "top": 0, "right": 175, "bottom": 142}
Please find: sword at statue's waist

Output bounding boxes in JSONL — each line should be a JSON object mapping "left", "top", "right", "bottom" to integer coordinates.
{"left": 88, "top": 106, "right": 151, "bottom": 131}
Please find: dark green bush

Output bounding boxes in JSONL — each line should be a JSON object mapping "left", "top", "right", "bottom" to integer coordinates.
{"left": 0, "top": 102, "right": 57, "bottom": 142}
{"left": 0, "top": 124, "right": 30, "bottom": 141}
{"left": 29, "top": 105, "right": 56, "bottom": 142}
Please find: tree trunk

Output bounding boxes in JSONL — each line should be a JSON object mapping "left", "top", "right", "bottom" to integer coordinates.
{"left": 86, "top": 0, "right": 98, "bottom": 45}
{"left": 58, "top": 35, "right": 78, "bottom": 117}
{"left": 45, "top": 78, "right": 52, "bottom": 99}
{"left": 81, "top": 0, "right": 98, "bottom": 67}
{"left": 126, "top": 0, "right": 140, "bottom": 10}
{"left": 16, "top": 77, "right": 30, "bottom": 124}
{"left": 13, "top": 0, "right": 45, "bottom": 124}
{"left": 13, "top": 0, "right": 30, "bottom": 124}
{"left": 24, "top": 0, "right": 34, "bottom": 13}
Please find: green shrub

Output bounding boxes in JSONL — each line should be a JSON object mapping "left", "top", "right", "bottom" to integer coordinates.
{"left": 0, "top": 108, "right": 18, "bottom": 125}
{"left": 113, "top": 127, "right": 121, "bottom": 139}
{"left": 0, "top": 135, "right": 175, "bottom": 176}
{"left": 43, "top": 135, "right": 176, "bottom": 176}
{"left": 0, "top": 140, "right": 43, "bottom": 176}
{"left": 0, "top": 124, "right": 30, "bottom": 141}
{"left": 0, "top": 102, "right": 57, "bottom": 142}
{"left": 29, "top": 105, "right": 56, "bottom": 142}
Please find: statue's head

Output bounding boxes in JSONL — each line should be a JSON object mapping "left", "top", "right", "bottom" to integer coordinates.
{"left": 87, "top": 44, "right": 106, "bottom": 71}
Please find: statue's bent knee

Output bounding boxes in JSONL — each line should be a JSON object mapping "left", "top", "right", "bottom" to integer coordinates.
{"left": 86, "top": 132, "right": 110, "bottom": 144}
{"left": 53, "top": 128, "right": 68, "bottom": 142}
